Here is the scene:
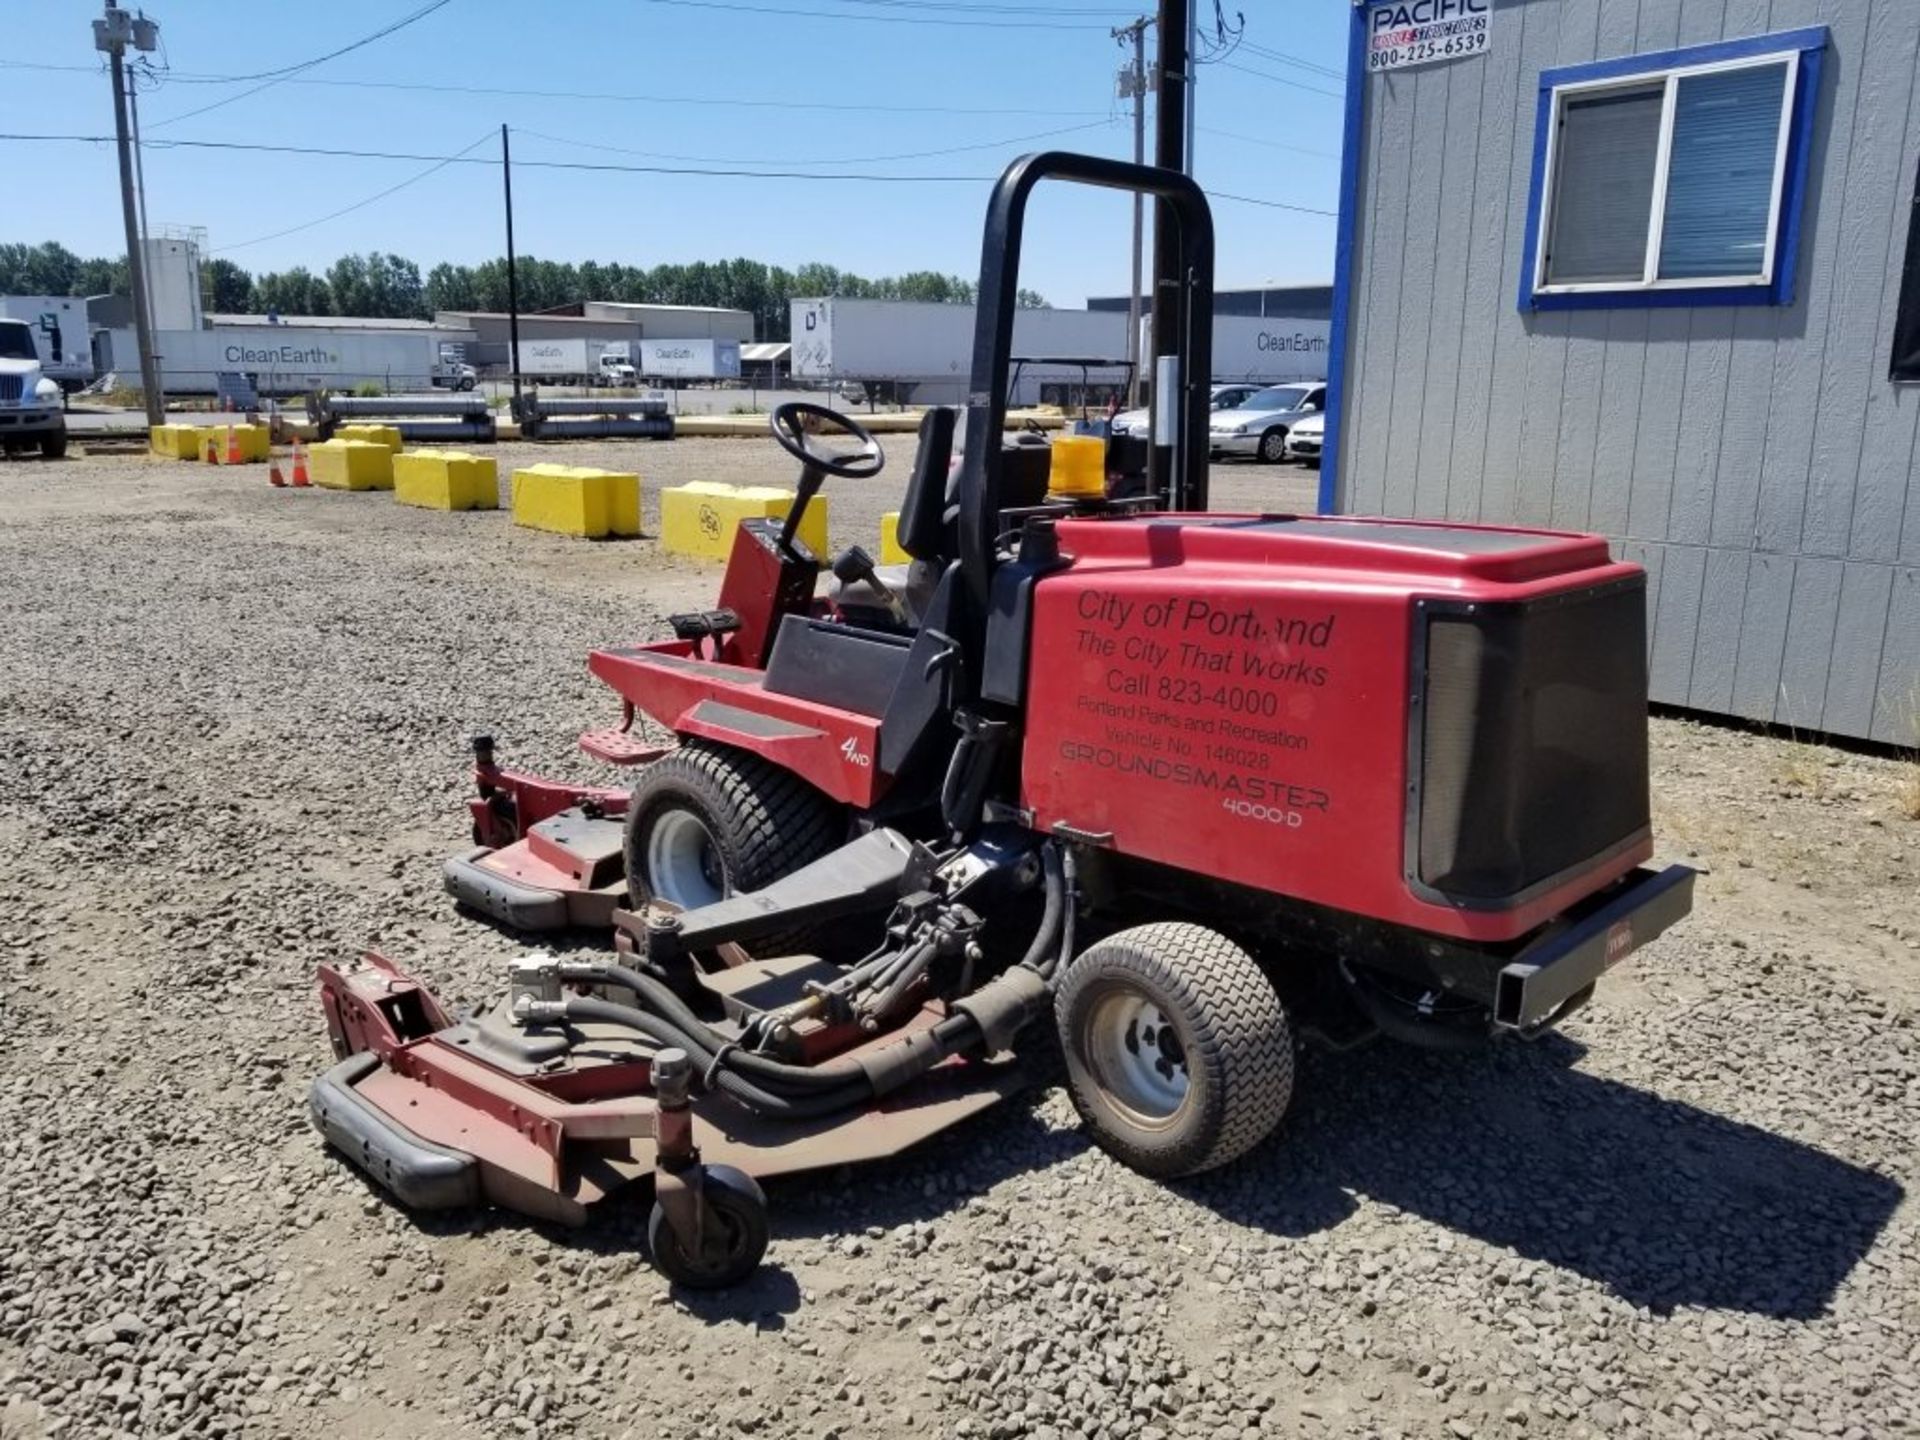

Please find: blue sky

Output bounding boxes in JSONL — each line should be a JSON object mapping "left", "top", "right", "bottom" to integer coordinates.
{"left": 5, "top": 1, "right": 1347, "bottom": 309}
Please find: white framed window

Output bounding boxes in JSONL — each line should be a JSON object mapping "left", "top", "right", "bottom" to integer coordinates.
{"left": 1519, "top": 29, "right": 1827, "bottom": 310}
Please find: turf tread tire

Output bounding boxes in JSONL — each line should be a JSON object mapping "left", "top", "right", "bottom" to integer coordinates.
{"left": 625, "top": 742, "right": 840, "bottom": 944}
{"left": 1057, "top": 922, "right": 1293, "bottom": 1178}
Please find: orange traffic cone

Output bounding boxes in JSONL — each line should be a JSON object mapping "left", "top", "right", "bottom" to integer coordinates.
{"left": 269, "top": 451, "right": 288, "bottom": 487}
{"left": 290, "top": 438, "right": 311, "bottom": 487}
{"left": 225, "top": 423, "right": 242, "bottom": 465}
{"left": 203, "top": 433, "right": 218, "bottom": 464}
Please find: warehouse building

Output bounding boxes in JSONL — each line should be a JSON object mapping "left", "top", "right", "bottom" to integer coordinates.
{"left": 1325, "top": 0, "right": 1920, "bottom": 745}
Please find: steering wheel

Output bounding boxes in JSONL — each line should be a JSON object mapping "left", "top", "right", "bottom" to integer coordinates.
{"left": 769, "top": 402, "right": 886, "bottom": 479}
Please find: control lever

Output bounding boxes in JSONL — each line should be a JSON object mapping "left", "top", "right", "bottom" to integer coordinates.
{"left": 831, "top": 544, "right": 910, "bottom": 627}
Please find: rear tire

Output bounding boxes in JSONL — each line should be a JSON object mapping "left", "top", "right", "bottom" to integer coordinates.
{"left": 1056, "top": 922, "right": 1293, "bottom": 1177}
{"left": 1257, "top": 427, "right": 1288, "bottom": 464}
{"left": 624, "top": 742, "right": 840, "bottom": 942}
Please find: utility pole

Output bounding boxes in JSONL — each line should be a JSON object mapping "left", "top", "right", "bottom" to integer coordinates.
{"left": 94, "top": 2, "right": 162, "bottom": 426}
{"left": 1183, "top": 2, "right": 1199, "bottom": 174}
{"left": 126, "top": 76, "right": 160, "bottom": 380}
{"left": 1151, "top": 0, "right": 1191, "bottom": 506}
{"left": 501, "top": 123, "right": 522, "bottom": 408}
{"left": 1114, "top": 16, "right": 1151, "bottom": 407}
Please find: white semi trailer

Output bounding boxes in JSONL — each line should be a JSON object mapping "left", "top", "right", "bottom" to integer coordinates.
{"left": 790, "top": 299, "right": 1326, "bottom": 405}
{"left": 100, "top": 326, "right": 452, "bottom": 394}
{"left": 518, "top": 337, "right": 637, "bottom": 385}
{"left": 0, "top": 296, "right": 93, "bottom": 390}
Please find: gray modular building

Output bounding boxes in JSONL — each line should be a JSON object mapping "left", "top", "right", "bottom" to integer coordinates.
{"left": 1325, "top": 0, "right": 1920, "bottom": 745}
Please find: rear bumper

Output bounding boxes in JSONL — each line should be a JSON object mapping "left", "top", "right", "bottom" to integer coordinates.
{"left": 1493, "top": 863, "right": 1695, "bottom": 1031}
{"left": 309, "top": 1053, "right": 481, "bottom": 1210}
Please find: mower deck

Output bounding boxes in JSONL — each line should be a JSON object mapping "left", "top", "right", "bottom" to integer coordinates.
{"left": 313, "top": 950, "right": 1028, "bottom": 1227}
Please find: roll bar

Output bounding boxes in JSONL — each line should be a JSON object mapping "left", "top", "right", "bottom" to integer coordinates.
{"left": 955, "top": 152, "right": 1215, "bottom": 607}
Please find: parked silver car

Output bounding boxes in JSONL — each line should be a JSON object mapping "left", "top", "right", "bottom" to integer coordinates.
{"left": 1108, "top": 382, "right": 1265, "bottom": 440}
{"left": 1207, "top": 381, "right": 1326, "bottom": 463}
{"left": 1283, "top": 410, "right": 1324, "bottom": 468}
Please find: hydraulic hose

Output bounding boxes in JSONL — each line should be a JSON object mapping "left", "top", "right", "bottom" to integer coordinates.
{"left": 595, "top": 964, "right": 922, "bottom": 1094}
{"left": 557, "top": 842, "right": 1074, "bottom": 1117}
{"left": 560, "top": 995, "right": 873, "bottom": 1118}
{"left": 1017, "top": 845, "right": 1066, "bottom": 978}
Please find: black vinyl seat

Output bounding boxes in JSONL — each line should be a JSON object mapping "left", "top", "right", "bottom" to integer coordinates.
{"left": 827, "top": 408, "right": 958, "bottom": 629}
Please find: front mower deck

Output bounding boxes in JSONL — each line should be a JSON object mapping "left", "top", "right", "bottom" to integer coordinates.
{"left": 314, "top": 951, "right": 1027, "bottom": 1227}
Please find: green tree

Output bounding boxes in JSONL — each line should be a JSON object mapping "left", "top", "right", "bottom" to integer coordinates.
{"left": 202, "top": 257, "right": 255, "bottom": 313}
{"left": 254, "top": 266, "right": 331, "bottom": 316}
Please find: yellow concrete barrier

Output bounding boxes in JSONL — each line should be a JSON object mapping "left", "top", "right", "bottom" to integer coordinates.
{"left": 393, "top": 449, "right": 498, "bottom": 511}
{"left": 149, "top": 424, "right": 204, "bottom": 460}
{"left": 211, "top": 423, "right": 270, "bottom": 464}
{"left": 336, "top": 423, "right": 404, "bottom": 453}
{"left": 511, "top": 464, "right": 641, "bottom": 538}
{"left": 659, "top": 481, "right": 829, "bottom": 561}
{"left": 310, "top": 438, "right": 395, "bottom": 491}
{"left": 879, "top": 511, "right": 909, "bottom": 565}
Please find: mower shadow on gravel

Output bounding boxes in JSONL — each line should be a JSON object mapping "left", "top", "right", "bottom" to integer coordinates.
{"left": 1186, "top": 1038, "right": 1904, "bottom": 1321}
{"left": 327, "top": 1162, "right": 807, "bottom": 1324}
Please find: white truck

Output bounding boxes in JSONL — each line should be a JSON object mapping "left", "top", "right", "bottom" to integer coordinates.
{"left": 0, "top": 296, "right": 93, "bottom": 391}
{"left": 518, "top": 337, "right": 636, "bottom": 386}
{"left": 0, "top": 318, "right": 68, "bottom": 458}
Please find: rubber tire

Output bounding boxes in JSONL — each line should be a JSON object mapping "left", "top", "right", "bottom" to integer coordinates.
{"left": 40, "top": 428, "right": 67, "bottom": 460}
{"left": 625, "top": 741, "right": 839, "bottom": 935}
{"left": 648, "top": 1164, "right": 769, "bottom": 1289}
{"left": 1257, "top": 427, "right": 1288, "bottom": 464}
{"left": 1056, "top": 922, "right": 1294, "bottom": 1178}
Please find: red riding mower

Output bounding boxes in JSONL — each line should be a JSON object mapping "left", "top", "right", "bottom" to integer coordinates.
{"left": 312, "top": 153, "right": 1694, "bottom": 1287}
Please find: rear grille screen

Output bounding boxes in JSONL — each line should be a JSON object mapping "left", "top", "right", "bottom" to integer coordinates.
{"left": 1416, "top": 582, "right": 1650, "bottom": 904}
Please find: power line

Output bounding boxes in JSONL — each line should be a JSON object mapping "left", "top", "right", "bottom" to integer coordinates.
{"left": 1197, "top": 125, "right": 1337, "bottom": 161}
{"left": 633, "top": 0, "right": 1126, "bottom": 28}
{"left": 1208, "top": 189, "right": 1335, "bottom": 218}
{"left": 156, "top": 0, "right": 454, "bottom": 85}
{"left": 0, "top": 131, "right": 999, "bottom": 182}
{"left": 1217, "top": 59, "right": 1342, "bottom": 100}
{"left": 512, "top": 118, "right": 1117, "bottom": 168}
{"left": 2, "top": 130, "right": 1328, "bottom": 217}
{"left": 0, "top": 59, "right": 1109, "bottom": 119}
{"left": 213, "top": 131, "right": 495, "bottom": 253}
{"left": 147, "top": 0, "right": 454, "bottom": 128}
{"left": 813, "top": 0, "right": 1131, "bottom": 13}
{"left": 1237, "top": 39, "right": 1343, "bottom": 81}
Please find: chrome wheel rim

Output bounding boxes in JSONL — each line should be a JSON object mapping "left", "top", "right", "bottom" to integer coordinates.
{"left": 646, "top": 809, "right": 725, "bottom": 908}
{"left": 1085, "top": 989, "right": 1191, "bottom": 1127}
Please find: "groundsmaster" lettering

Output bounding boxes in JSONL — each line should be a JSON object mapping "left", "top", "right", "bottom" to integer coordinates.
{"left": 1059, "top": 741, "right": 1330, "bottom": 812}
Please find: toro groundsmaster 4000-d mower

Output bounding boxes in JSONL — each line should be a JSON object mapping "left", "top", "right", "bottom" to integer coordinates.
{"left": 311, "top": 153, "right": 1693, "bottom": 1287}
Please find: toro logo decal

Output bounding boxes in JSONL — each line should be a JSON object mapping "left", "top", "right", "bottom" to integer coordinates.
{"left": 1603, "top": 920, "right": 1635, "bottom": 969}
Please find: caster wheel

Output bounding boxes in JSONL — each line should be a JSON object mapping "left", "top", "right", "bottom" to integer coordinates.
{"left": 647, "top": 1164, "right": 770, "bottom": 1288}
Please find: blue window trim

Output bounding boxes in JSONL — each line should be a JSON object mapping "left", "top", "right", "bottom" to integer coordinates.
{"left": 1318, "top": 0, "right": 1374, "bottom": 515}
{"left": 1517, "top": 26, "right": 1828, "bottom": 313}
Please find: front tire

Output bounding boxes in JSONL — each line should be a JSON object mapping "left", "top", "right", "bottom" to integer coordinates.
{"left": 1057, "top": 922, "right": 1293, "bottom": 1177}
{"left": 624, "top": 741, "right": 839, "bottom": 920}
{"left": 1257, "top": 427, "right": 1288, "bottom": 464}
{"left": 40, "top": 427, "right": 67, "bottom": 459}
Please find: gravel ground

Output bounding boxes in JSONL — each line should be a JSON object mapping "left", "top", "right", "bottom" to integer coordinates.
{"left": 0, "top": 439, "right": 1915, "bottom": 1440}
